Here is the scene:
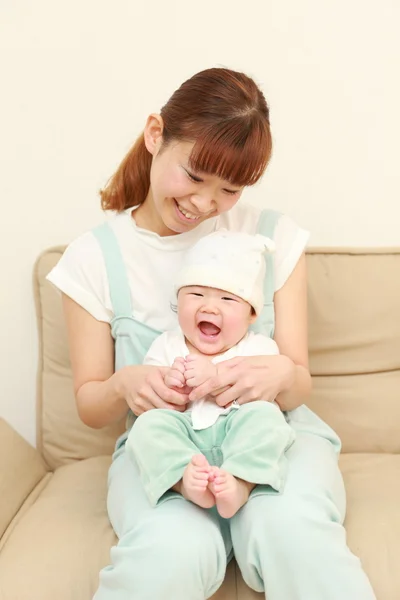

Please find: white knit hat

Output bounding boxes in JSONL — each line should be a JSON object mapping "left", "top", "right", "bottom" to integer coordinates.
{"left": 175, "top": 230, "right": 275, "bottom": 316}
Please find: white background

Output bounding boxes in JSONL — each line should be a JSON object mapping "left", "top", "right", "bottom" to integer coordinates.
{"left": 1, "top": 0, "right": 399, "bottom": 444}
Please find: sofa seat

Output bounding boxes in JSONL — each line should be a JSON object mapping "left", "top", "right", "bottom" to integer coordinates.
{"left": 0, "top": 456, "right": 114, "bottom": 600}
{"left": 339, "top": 453, "right": 400, "bottom": 600}
{"left": 1, "top": 450, "right": 400, "bottom": 600}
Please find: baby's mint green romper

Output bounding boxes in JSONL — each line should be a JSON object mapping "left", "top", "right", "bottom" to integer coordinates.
{"left": 128, "top": 382, "right": 296, "bottom": 507}
{"left": 93, "top": 210, "right": 376, "bottom": 600}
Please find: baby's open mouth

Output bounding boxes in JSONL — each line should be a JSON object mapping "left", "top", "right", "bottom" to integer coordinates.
{"left": 198, "top": 321, "right": 221, "bottom": 337}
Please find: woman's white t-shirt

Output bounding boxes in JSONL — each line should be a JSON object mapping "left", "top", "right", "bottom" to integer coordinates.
{"left": 46, "top": 202, "right": 310, "bottom": 331}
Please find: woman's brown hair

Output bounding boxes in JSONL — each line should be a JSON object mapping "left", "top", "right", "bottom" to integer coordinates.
{"left": 100, "top": 68, "right": 272, "bottom": 211}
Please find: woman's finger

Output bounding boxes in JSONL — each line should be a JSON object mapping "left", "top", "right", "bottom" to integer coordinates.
{"left": 215, "top": 356, "right": 245, "bottom": 372}
{"left": 167, "top": 368, "right": 186, "bottom": 384}
{"left": 165, "top": 375, "right": 185, "bottom": 388}
{"left": 189, "top": 371, "right": 236, "bottom": 401}
{"left": 213, "top": 383, "right": 243, "bottom": 407}
{"left": 127, "top": 395, "right": 153, "bottom": 416}
{"left": 207, "top": 385, "right": 231, "bottom": 398}
{"left": 215, "top": 385, "right": 275, "bottom": 407}
{"left": 149, "top": 371, "right": 189, "bottom": 406}
{"left": 139, "top": 386, "right": 186, "bottom": 411}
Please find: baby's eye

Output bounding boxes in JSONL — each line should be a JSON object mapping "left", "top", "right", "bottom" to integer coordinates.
{"left": 222, "top": 296, "right": 237, "bottom": 302}
{"left": 191, "top": 292, "right": 204, "bottom": 297}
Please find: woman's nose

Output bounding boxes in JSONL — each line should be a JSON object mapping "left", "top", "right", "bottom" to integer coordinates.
{"left": 190, "top": 193, "right": 216, "bottom": 214}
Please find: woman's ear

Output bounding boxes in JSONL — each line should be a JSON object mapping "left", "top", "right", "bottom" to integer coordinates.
{"left": 143, "top": 114, "right": 164, "bottom": 155}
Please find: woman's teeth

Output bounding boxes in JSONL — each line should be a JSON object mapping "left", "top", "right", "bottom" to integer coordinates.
{"left": 177, "top": 203, "right": 200, "bottom": 220}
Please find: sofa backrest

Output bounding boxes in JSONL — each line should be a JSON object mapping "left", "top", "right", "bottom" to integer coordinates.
{"left": 34, "top": 247, "right": 400, "bottom": 468}
{"left": 34, "top": 248, "right": 124, "bottom": 469}
{"left": 306, "top": 248, "right": 400, "bottom": 453}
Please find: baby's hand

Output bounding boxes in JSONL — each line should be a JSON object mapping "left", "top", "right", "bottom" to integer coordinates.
{"left": 164, "top": 357, "right": 186, "bottom": 389}
{"left": 184, "top": 354, "right": 218, "bottom": 388}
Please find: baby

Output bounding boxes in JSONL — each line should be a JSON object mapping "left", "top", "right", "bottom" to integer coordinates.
{"left": 127, "top": 230, "right": 295, "bottom": 518}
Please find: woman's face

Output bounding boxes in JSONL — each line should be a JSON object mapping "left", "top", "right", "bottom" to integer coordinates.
{"left": 136, "top": 125, "right": 244, "bottom": 235}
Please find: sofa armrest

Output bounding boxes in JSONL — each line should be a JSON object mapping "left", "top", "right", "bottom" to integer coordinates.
{"left": 0, "top": 418, "right": 49, "bottom": 538}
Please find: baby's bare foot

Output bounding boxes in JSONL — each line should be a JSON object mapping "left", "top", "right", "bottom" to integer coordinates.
{"left": 176, "top": 454, "right": 216, "bottom": 509}
{"left": 209, "top": 468, "right": 254, "bottom": 518}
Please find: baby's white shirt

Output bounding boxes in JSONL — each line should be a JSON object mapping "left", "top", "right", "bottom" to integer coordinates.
{"left": 143, "top": 329, "right": 279, "bottom": 430}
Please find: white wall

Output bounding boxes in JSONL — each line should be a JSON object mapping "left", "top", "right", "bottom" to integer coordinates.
{"left": 1, "top": 0, "right": 399, "bottom": 445}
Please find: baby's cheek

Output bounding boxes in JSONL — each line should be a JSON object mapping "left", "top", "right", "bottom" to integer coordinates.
{"left": 179, "top": 310, "right": 194, "bottom": 333}
{"left": 223, "top": 316, "right": 239, "bottom": 335}
{"left": 224, "top": 312, "right": 249, "bottom": 339}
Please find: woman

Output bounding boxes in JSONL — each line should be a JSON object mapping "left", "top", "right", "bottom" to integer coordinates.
{"left": 48, "top": 67, "right": 376, "bottom": 600}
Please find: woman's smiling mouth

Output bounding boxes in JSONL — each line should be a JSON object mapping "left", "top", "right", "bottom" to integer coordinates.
{"left": 174, "top": 199, "right": 201, "bottom": 221}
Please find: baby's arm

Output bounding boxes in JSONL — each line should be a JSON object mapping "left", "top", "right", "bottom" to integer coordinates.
{"left": 185, "top": 354, "right": 218, "bottom": 388}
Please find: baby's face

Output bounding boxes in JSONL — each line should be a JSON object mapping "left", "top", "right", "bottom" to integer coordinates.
{"left": 177, "top": 285, "right": 256, "bottom": 356}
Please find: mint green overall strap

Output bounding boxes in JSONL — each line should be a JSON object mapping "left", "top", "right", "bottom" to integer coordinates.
{"left": 92, "top": 223, "right": 132, "bottom": 317}
{"left": 253, "top": 208, "right": 282, "bottom": 338}
{"left": 257, "top": 208, "right": 282, "bottom": 301}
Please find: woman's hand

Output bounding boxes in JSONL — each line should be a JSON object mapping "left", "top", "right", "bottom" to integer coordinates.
{"left": 188, "top": 355, "right": 296, "bottom": 407}
{"left": 115, "top": 365, "right": 190, "bottom": 416}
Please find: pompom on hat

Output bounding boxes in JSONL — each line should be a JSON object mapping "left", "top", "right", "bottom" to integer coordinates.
{"left": 175, "top": 230, "right": 275, "bottom": 316}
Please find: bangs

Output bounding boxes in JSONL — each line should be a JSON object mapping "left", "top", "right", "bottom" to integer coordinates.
{"left": 187, "top": 118, "right": 272, "bottom": 187}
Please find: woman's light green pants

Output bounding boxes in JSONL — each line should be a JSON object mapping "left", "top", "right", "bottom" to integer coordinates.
{"left": 93, "top": 418, "right": 376, "bottom": 600}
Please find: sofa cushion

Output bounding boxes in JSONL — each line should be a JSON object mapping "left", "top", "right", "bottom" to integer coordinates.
{"left": 0, "top": 419, "right": 48, "bottom": 539}
{"left": 34, "top": 248, "right": 124, "bottom": 469}
{"left": 307, "top": 250, "right": 400, "bottom": 376}
{"left": 309, "top": 370, "right": 400, "bottom": 453}
{"left": 339, "top": 452, "right": 400, "bottom": 600}
{"left": 0, "top": 456, "right": 115, "bottom": 599}
{"left": 307, "top": 249, "right": 400, "bottom": 452}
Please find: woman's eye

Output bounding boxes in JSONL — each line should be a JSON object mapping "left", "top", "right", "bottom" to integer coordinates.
{"left": 186, "top": 170, "right": 202, "bottom": 183}
{"left": 224, "top": 189, "right": 240, "bottom": 196}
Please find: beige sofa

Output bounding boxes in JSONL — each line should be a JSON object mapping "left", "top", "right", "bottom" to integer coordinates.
{"left": 1, "top": 246, "right": 399, "bottom": 600}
